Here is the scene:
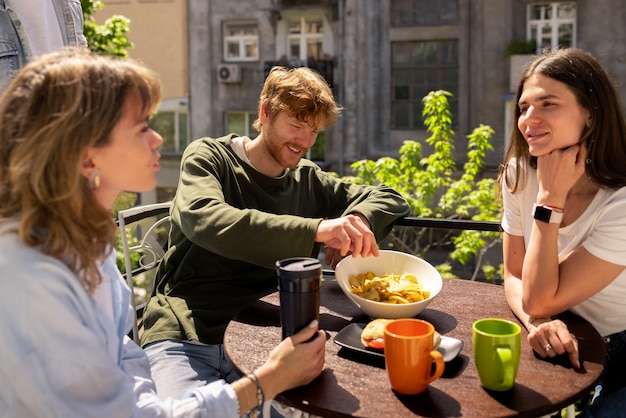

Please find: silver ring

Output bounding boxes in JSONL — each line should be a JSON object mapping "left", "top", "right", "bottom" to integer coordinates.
{"left": 544, "top": 343, "right": 552, "bottom": 352}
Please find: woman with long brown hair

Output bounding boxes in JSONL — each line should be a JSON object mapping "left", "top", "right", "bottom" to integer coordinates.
{"left": 500, "top": 48, "right": 626, "bottom": 415}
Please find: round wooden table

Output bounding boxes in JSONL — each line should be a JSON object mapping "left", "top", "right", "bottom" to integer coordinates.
{"left": 224, "top": 278, "right": 605, "bottom": 417}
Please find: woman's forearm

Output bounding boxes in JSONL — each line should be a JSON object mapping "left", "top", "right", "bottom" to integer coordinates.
{"left": 521, "top": 221, "right": 561, "bottom": 315}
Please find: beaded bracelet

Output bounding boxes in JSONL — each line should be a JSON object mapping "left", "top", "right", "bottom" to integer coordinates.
{"left": 243, "top": 372, "right": 264, "bottom": 418}
{"left": 239, "top": 383, "right": 252, "bottom": 416}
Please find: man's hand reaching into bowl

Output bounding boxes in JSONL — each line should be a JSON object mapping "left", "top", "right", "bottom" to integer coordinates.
{"left": 315, "top": 214, "right": 378, "bottom": 268}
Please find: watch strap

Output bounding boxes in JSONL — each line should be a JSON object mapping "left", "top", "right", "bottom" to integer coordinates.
{"left": 532, "top": 203, "right": 564, "bottom": 224}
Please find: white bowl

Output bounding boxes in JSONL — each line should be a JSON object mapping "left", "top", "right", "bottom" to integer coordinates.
{"left": 335, "top": 250, "right": 442, "bottom": 319}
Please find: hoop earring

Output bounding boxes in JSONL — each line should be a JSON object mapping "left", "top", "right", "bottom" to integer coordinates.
{"left": 88, "top": 170, "right": 101, "bottom": 190}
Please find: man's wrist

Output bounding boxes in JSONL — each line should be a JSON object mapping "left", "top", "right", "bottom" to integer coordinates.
{"left": 350, "top": 212, "right": 371, "bottom": 229}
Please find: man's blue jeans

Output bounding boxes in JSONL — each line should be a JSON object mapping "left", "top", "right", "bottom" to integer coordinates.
{"left": 144, "top": 339, "right": 313, "bottom": 417}
{"left": 144, "top": 339, "right": 239, "bottom": 399}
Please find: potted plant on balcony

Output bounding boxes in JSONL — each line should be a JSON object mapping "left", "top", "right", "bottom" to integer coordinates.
{"left": 504, "top": 38, "right": 537, "bottom": 92}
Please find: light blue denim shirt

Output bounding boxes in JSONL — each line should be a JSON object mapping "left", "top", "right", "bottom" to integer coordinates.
{"left": 0, "top": 221, "right": 239, "bottom": 417}
{"left": 0, "top": 0, "right": 87, "bottom": 92}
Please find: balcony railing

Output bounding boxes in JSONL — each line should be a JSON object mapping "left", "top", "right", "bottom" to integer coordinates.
{"left": 322, "top": 216, "right": 502, "bottom": 279}
{"left": 394, "top": 216, "right": 501, "bottom": 232}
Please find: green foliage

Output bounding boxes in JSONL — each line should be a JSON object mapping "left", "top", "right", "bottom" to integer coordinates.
{"left": 481, "top": 264, "right": 496, "bottom": 282}
{"left": 115, "top": 225, "right": 140, "bottom": 273}
{"left": 112, "top": 191, "right": 138, "bottom": 218}
{"left": 345, "top": 90, "right": 502, "bottom": 281}
{"left": 310, "top": 131, "right": 326, "bottom": 160}
{"left": 503, "top": 38, "right": 537, "bottom": 58}
{"left": 434, "top": 263, "right": 460, "bottom": 280}
{"left": 113, "top": 191, "right": 138, "bottom": 273}
{"left": 115, "top": 223, "right": 157, "bottom": 306}
{"left": 81, "top": 0, "right": 133, "bottom": 57}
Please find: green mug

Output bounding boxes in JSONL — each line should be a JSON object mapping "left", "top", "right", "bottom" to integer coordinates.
{"left": 472, "top": 318, "right": 521, "bottom": 391}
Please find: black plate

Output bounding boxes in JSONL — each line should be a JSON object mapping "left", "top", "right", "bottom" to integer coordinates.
{"left": 333, "top": 323, "right": 463, "bottom": 362}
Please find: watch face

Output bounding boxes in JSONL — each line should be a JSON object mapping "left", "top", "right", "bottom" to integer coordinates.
{"left": 534, "top": 205, "right": 552, "bottom": 223}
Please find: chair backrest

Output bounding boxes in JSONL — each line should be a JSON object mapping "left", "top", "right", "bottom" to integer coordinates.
{"left": 117, "top": 201, "right": 171, "bottom": 343}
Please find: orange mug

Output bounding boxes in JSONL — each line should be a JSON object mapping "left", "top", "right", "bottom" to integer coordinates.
{"left": 384, "top": 318, "right": 445, "bottom": 395}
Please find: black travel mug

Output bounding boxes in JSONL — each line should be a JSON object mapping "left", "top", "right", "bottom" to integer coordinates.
{"left": 276, "top": 257, "right": 322, "bottom": 340}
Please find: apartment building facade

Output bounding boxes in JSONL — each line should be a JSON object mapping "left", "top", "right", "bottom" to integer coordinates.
{"left": 187, "top": 0, "right": 626, "bottom": 175}
{"left": 100, "top": 0, "right": 625, "bottom": 202}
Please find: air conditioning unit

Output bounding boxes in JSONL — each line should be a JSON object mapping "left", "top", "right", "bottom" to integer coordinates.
{"left": 217, "top": 64, "right": 242, "bottom": 83}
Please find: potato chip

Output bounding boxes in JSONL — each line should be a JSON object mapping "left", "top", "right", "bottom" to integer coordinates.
{"left": 347, "top": 271, "right": 430, "bottom": 304}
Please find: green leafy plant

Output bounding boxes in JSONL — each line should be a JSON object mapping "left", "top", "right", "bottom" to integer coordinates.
{"left": 503, "top": 38, "right": 537, "bottom": 58}
{"left": 113, "top": 193, "right": 149, "bottom": 301}
{"left": 115, "top": 225, "right": 140, "bottom": 274}
{"left": 345, "top": 90, "right": 502, "bottom": 281}
{"left": 81, "top": 0, "right": 133, "bottom": 58}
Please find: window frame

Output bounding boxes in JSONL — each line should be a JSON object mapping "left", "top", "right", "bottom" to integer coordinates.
{"left": 149, "top": 98, "right": 190, "bottom": 155}
{"left": 275, "top": 9, "right": 334, "bottom": 67}
{"left": 391, "top": 0, "right": 459, "bottom": 27}
{"left": 223, "top": 20, "right": 260, "bottom": 62}
{"left": 224, "top": 111, "right": 258, "bottom": 138}
{"left": 527, "top": 2, "right": 577, "bottom": 52}
{"left": 287, "top": 16, "right": 324, "bottom": 64}
{"left": 390, "top": 39, "right": 459, "bottom": 130}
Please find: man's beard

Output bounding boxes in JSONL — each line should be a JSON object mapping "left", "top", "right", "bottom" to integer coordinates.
{"left": 264, "top": 125, "right": 305, "bottom": 169}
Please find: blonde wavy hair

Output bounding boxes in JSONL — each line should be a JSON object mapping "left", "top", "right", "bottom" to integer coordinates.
{"left": 0, "top": 48, "right": 162, "bottom": 294}
{"left": 252, "top": 66, "right": 341, "bottom": 132}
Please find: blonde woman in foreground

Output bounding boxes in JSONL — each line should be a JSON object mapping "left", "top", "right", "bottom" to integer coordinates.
{"left": 0, "top": 48, "right": 325, "bottom": 418}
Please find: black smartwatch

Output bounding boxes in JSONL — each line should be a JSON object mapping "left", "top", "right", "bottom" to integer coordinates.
{"left": 532, "top": 203, "right": 564, "bottom": 224}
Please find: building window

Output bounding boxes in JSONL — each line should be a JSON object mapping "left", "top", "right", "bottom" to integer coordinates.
{"left": 150, "top": 99, "right": 189, "bottom": 154}
{"left": 273, "top": 10, "right": 334, "bottom": 78}
{"left": 225, "top": 111, "right": 257, "bottom": 137}
{"left": 391, "top": 40, "right": 458, "bottom": 129}
{"left": 223, "top": 21, "right": 259, "bottom": 62}
{"left": 287, "top": 16, "right": 324, "bottom": 64}
{"left": 527, "top": 2, "right": 576, "bottom": 52}
{"left": 391, "top": 0, "right": 458, "bottom": 27}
